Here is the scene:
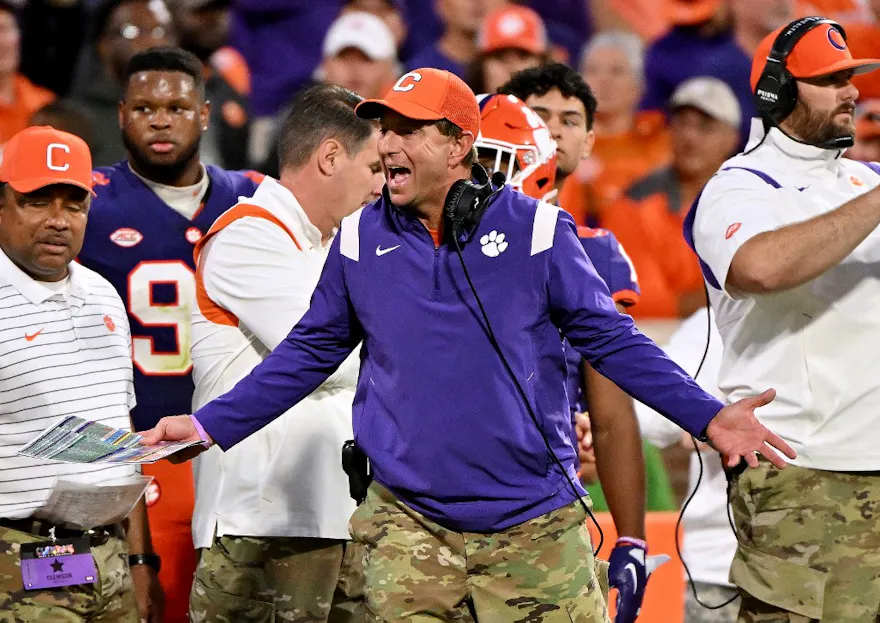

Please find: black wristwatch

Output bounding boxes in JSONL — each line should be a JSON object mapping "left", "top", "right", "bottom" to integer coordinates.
{"left": 129, "top": 553, "right": 161, "bottom": 573}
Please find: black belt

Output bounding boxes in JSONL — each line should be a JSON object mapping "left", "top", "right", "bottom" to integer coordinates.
{"left": 0, "top": 518, "right": 121, "bottom": 545}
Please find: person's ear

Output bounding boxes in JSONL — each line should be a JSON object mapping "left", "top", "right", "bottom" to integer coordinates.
{"left": 582, "top": 129, "right": 596, "bottom": 160}
{"left": 316, "top": 138, "right": 344, "bottom": 176}
{"left": 448, "top": 132, "right": 475, "bottom": 168}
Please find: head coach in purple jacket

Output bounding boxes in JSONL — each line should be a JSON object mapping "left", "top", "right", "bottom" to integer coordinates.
{"left": 142, "top": 68, "right": 795, "bottom": 621}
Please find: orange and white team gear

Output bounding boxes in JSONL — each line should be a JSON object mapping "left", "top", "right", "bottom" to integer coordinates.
{"left": 189, "top": 176, "right": 359, "bottom": 548}
{"left": 475, "top": 93, "right": 558, "bottom": 202}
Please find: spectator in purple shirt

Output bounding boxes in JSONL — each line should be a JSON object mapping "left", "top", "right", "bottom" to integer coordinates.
{"left": 641, "top": 0, "right": 793, "bottom": 144}
{"left": 405, "top": 0, "right": 490, "bottom": 79}
{"left": 523, "top": 0, "right": 592, "bottom": 66}
{"left": 230, "top": 0, "right": 341, "bottom": 119}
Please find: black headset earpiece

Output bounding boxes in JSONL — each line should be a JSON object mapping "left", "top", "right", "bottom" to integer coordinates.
{"left": 755, "top": 16, "right": 845, "bottom": 126}
{"left": 443, "top": 163, "right": 500, "bottom": 243}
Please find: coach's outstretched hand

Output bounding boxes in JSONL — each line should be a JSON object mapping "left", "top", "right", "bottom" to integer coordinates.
{"left": 706, "top": 389, "right": 797, "bottom": 469}
{"left": 139, "top": 415, "right": 211, "bottom": 464}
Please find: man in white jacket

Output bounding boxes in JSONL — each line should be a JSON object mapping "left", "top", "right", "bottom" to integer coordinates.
{"left": 635, "top": 309, "right": 738, "bottom": 622}
{"left": 187, "top": 84, "right": 383, "bottom": 622}
{"left": 688, "top": 16, "right": 880, "bottom": 622}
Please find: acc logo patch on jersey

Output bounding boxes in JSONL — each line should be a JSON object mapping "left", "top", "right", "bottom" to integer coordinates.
{"left": 851, "top": 175, "right": 864, "bottom": 187}
{"left": 92, "top": 171, "right": 111, "bottom": 186}
{"left": 725, "top": 223, "right": 742, "bottom": 239}
{"left": 185, "top": 227, "right": 203, "bottom": 244}
{"left": 110, "top": 227, "right": 144, "bottom": 248}
{"left": 103, "top": 315, "right": 116, "bottom": 332}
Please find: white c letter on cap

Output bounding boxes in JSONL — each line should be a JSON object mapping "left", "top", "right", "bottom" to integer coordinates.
{"left": 46, "top": 143, "right": 71, "bottom": 172}
{"left": 393, "top": 72, "right": 422, "bottom": 92}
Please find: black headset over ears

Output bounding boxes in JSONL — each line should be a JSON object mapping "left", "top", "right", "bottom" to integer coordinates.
{"left": 443, "top": 163, "right": 503, "bottom": 243}
{"left": 754, "top": 16, "right": 847, "bottom": 126}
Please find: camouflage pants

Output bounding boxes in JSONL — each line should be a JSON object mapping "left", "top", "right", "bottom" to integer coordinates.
{"left": 189, "top": 535, "right": 365, "bottom": 623}
{"left": 730, "top": 460, "right": 880, "bottom": 622}
{"left": 685, "top": 582, "right": 738, "bottom": 623}
{"left": 0, "top": 525, "right": 136, "bottom": 622}
{"left": 348, "top": 482, "right": 609, "bottom": 622}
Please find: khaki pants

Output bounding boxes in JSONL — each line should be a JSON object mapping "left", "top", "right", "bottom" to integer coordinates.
{"left": 348, "top": 482, "right": 609, "bottom": 622}
{"left": 730, "top": 460, "right": 880, "bottom": 622}
{"left": 189, "top": 535, "right": 365, "bottom": 622}
{"left": 0, "top": 525, "right": 136, "bottom": 622}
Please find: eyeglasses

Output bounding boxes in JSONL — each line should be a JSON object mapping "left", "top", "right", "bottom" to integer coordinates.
{"left": 118, "top": 24, "right": 168, "bottom": 41}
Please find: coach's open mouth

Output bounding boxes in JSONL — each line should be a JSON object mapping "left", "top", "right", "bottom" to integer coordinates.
{"left": 387, "top": 166, "right": 411, "bottom": 191}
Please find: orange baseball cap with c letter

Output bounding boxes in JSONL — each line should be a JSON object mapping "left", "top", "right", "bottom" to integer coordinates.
{"left": 750, "top": 21, "right": 880, "bottom": 91}
{"left": 355, "top": 68, "right": 481, "bottom": 138}
{"left": 0, "top": 126, "right": 94, "bottom": 195}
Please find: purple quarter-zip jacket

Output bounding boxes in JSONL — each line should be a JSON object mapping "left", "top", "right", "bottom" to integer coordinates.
{"left": 194, "top": 186, "right": 723, "bottom": 532}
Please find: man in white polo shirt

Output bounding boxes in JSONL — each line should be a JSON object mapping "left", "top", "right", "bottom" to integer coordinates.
{"left": 0, "top": 126, "right": 162, "bottom": 621}
{"left": 687, "top": 16, "right": 880, "bottom": 622}
{"left": 188, "top": 84, "right": 382, "bottom": 622}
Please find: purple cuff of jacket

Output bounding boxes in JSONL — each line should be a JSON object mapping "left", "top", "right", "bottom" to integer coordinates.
{"left": 190, "top": 415, "right": 213, "bottom": 448}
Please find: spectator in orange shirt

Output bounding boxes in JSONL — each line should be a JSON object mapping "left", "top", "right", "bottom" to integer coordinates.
{"left": 0, "top": 2, "right": 55, "bottom": 148}
{"left": 603, "top": 77, "right": 740, "bottom": 320}
{"left": 557, "top": 31, "right": 671, "bottom": 226}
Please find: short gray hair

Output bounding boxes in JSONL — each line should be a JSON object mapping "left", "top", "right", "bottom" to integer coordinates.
{"left": 580, "top": 31, "right": 645, "bottom": 85}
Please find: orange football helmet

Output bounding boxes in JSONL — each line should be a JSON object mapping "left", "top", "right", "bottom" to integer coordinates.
{"left": 475, "top": 93, "right": 558, "bottom": 202}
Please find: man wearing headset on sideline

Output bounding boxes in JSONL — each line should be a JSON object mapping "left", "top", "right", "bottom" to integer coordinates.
{"left": 686, "top": 15, "right": 880, "bottom": 622}
{"left": 141, "top": 68, "right": 795, "bottom": 621}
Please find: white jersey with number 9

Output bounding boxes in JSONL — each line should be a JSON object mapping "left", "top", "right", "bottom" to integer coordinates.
{"left": 128, "top": 260, "right": 196, "bottom": 376}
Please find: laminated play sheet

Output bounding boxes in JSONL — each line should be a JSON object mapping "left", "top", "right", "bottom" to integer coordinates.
{"left": 18, "top": 415, "right": 200, "bottom": 464}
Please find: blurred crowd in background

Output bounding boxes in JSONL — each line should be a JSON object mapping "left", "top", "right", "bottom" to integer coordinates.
{"left": 7, "top": 0, "right": 880, "bottom": 327}
{"left": 3, "top": 0, "right": 880, "bottom": 504}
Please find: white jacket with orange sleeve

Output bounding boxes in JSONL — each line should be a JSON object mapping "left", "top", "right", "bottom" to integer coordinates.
{"left": 189, "top": 176, "right": 358, "bottom": 548}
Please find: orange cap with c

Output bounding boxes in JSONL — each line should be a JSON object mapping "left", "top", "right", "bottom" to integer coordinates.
{"left": 0, "top": 126, "right": 94, "bottom": 195}
{"left": 356, "top": 68, "right": 481, "bottom": 138}
{"left": 751, "top": 21, "right": 880, "bottom": 91}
